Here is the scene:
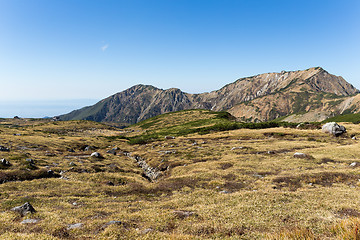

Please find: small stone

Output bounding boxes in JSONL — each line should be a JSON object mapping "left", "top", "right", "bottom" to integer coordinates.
{"left": 67, "top": 148, "right": 75, "bottom": 152}
{"left": 67, "top": 223, "right": 83, "bottom": 230}
{"left": 69, "top": 162, "right": 77, "bottom": 166}
{"left": 84, "top": 146, "right": 92, "bottom": 151}
{"left": 350, "top": 162, "right": 358, "bottom": 167}
{"left": 26, "top": 158, "right": 34, "bottom": 164}
{"left": 91, "top": 152, "right": 104, "bottom": 159}
{"left": 141, "top": 228, "right": 153, "bottom": 234}
{"left": 293, "top": 152, "right": 311, "bottom": 159}
{"left": 11, "top": 202, "right": 36, "bottom": 216}
{"left": 220, "top": 190, "right": 231, "bottom": 194}
{"left": 21, "top": 219, "right": 39, "bottom": 224}
{"left": 103, "top": 220, "right": 122, "bottom": 228}
{"left": 165, "top": 136, "right": 175, "bottom": 139}
{"left": 106, "top": 149, "right": 117, "bottom": 155}
{"left": 352, "top": 136, "right": 357, "bottom": 140}
{"left": 173, "top": 210, "right": 196, "bottom": 219}
{"left": 253, "top": 174, "right": 264, "bottom": 178}
{"left": 231, "top": 147, "right": 244, "bottom": 150}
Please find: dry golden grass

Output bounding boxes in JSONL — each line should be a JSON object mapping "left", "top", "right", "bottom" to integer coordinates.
{"left": 1, "top": 117, "right": 360, "bottom": 239}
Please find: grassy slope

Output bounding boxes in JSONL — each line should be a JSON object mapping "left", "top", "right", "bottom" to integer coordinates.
{"left": 324, "top": 112, "right": 360, "bottom": 124}
{"left": 1, "top": 115, "right": 360, "bottom": 239}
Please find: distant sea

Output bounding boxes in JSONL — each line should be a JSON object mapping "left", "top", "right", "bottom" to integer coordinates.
{"left": 0, "top": 99, "right": 99, "bottom": 118}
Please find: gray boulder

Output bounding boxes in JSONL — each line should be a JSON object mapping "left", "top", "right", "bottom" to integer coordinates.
{"left": 322, "top": 122, "right": 346, "bottom": 137}
{"left": 11, "top": 202, "right": 36, "bottom": 216}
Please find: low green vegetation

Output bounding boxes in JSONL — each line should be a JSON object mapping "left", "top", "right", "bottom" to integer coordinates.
{"left": 324, "top": 112, "right": 360, "bottom": 124}
{"left": 126, "top": 110, "right": 303, "bottom": 145}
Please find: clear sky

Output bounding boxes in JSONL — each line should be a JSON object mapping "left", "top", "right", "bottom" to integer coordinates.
{"left": 1, "top": 0, "right": 359, "bottom": 101}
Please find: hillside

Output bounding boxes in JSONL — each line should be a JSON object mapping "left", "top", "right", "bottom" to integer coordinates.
{"left": 59, "top": 67, "right": 359, "bottom": 124}
{"left": 2, "top": 115, "right": 360, "bottom": 239}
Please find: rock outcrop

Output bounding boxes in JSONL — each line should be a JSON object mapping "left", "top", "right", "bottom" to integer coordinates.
{"left": 322, "top": 122, "right": 346, "bottom": 136}
{"left": 11, "top": 202, "right": 36, "bottom": 216}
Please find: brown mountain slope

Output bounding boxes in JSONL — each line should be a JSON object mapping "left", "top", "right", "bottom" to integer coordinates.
{"left": 228, "top": 68, "right": 360, "bottom": 122}
{"left": 196, "top": 67, "right": 357, "bottom": 112}
{"left": 59, "top": 67, "right": 359, "bottom": 124}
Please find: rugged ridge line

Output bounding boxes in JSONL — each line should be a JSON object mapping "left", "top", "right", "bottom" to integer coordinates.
{"left": 59, "top": 67, "right": 359, "bottom": 124}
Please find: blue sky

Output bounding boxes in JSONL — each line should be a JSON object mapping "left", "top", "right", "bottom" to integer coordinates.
{"left": 1, "top": 0, "right": 359, "bottom": 101}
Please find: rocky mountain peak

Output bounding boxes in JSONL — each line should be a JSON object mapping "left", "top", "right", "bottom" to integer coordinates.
{"left": 59, "top": 67, "right": 359, "bottom": 124}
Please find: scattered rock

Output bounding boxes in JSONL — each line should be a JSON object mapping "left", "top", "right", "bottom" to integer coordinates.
{"left": 67, "top": 148, "right": 75, "bottom": 152}
{"left": 322, "top": 122, "right": 346, "bottom": 137}
{"left": 352, "top": 136, "right": 357, "bottom": 140}
{"left": 253, "top": 174, "right": 264, "bottom": 178}
{"left": 45, "top": 152, "right": 56, "bottom": 157}
{"left": 220, "top": 190, "right": 231, "bottom": 194}
{"left": 350, "top": 162, "right": 358, "bottom": 167}
{"left": 84, "top": 146, "right": 93, "bottom": 151}
{"left": 106, "top": 149, "right": 117, "bottom": 155}
{"left": 129, "top": 154, "right": 161, "bottom": 181}
{"left": 231, "top": 147, "right": 245, "bottom": 150}
{"left": 91, "top": 152, "right": 104, "bottom": 159}
{"left": 293, "top": 152, "right": 313, "bottom": 159}
{"left": 11, "top": 202, "right": 36, "bottom": 216}
{"left": 67, "top": 223, "right": 83, "bottom": 230}
{"left": 141, "top": 228, "right": 153, "bottom": 234}
{"left": 159, "top": 150, "right": 176, "bottom": 155}
{"left": 26, "top": 158, "right": 34, "bottom": 164}
{"left": 173, "top": 210, "right": 196, "bottom": 219}
{"left": 0, "top": 145, "right": 10, "bottom": 152}
{"left": 69, "top": 162, "right": 77, "bottom": 166}
{"left": 13, "top": 133, "right": 21, "bottom": 136}
{"left": 165, "top": 136, "right": 175, "bottom": 139}
{"left": 0, "top": 158, "right": 11, "bottom": 166}
{"left": 102, "top": 220, "right": 122, "bottom": 229}
{"left": 21, "top": 219, "right": 40, "bottom": 224}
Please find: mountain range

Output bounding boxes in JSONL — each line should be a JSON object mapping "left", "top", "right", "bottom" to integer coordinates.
{"left": 59, "top": 67, "right": 360, "bottom": 125}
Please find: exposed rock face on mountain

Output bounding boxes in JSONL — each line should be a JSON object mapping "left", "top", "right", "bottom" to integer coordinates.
{"left": 59, "top": 67, "right": 359, "bottom": 124}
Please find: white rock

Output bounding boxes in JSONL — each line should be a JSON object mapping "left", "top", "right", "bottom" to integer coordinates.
{"left": 21, "top": 219, "right": 39, "bottom": 224}
{"left": 350, "top": 162, "right": 357, "bottom": 167}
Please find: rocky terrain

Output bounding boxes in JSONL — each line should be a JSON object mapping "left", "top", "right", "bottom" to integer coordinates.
{"left": 2, "top": 112, "right": 360, "bottom": 239}
{"left": 59, "top": 67, "right": 359, "bottom": 125}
